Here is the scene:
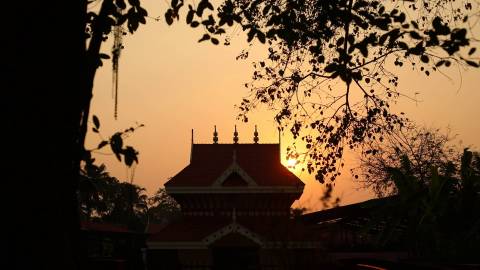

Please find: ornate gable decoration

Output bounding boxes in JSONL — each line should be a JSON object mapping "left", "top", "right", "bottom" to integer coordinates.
{"left": 212, "top": 152, "right": 257, "bottom": 187}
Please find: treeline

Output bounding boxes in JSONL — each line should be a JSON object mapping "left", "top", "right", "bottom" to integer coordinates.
{"left": 78, "top": 161, "right": 180, "bottom": 231}
{"left": 356, "top": 127, "right": 480, "bottom": 262}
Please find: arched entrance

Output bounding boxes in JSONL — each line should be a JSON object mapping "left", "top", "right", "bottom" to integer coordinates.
{"left": 210, "top": 233, "right": 260, "bottom": 270}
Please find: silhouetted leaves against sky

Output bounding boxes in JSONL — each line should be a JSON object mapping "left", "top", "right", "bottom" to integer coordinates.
{"left": 166, "top": 0, "right": 479, "bottom": 185}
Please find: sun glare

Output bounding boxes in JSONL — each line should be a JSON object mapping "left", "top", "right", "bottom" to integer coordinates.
{"left": 287, "top": 159, "right": 297, "bottom": 168}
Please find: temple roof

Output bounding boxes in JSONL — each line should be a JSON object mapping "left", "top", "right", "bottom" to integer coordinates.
{"left": 147, "top": 216, "right": 315, "bottom": 244}
{"left": 164, "top": 144, "right": 304, "bottom": 188}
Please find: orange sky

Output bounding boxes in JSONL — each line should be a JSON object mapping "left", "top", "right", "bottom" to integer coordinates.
{"left": 87, "top": 0, "right": 480, "bottom": 211}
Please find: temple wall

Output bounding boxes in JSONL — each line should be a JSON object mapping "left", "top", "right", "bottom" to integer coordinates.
{"left": 177, "top": 249, "right": 212, "bottom": 269}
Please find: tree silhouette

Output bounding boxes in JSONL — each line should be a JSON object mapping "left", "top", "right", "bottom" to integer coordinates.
{"left": 5, "top": 0, "right": 479, "bottom": 268}
{"left": 5, "top": 1, "right": 148, "bottom": 268}
{"left": 353, "top": 124, "right": 458, "bottom": 197}
{"left": 79, "top": 160, "right": 150, "bottom": 230}
{"left": 373, "top": 149, "right": 480, "bottom": 262}
{"left": 147, "top": 188, "right": 181, "bottom": 225}
{"left": 168, "top": 0, "right": 480, "bottom": 185}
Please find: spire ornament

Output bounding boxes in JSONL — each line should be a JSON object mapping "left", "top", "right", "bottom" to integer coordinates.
{"left": 233, "top": 125, "right": 239, "bottom": 144}
{"left": 213, "top": 125, "right": 218, "bottom": 144}
{"left": 190, "top": 129, "right": 194, "bottom": 163}
{"left": 253, "top": 125, "right": 259, "bottom": 144}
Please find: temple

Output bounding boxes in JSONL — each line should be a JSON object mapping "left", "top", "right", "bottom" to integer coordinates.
{"left": 146, "top": 126, "right": 320, "bottom": 270}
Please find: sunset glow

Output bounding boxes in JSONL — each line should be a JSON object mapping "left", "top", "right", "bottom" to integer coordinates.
{"left": 87, "top": 0, "right": 480, "bottom": 212}
{"left": 287, "top": 158, "right": 297, "bottom": 168}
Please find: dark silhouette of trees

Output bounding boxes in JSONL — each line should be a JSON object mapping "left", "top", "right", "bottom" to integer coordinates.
{"left": 5, "top": 0, "right": 479, "bottom": 268}
{"left": 372, "top": 149, "right": 480, "bottom": 262}
{"left": 167, "top": 0, "right": 480, "bottom": 185}
{"left": 5, "top": 1, "right": 85, "bottom": 269}
{"left": 147, "top": 188, "right": 181, "bottom": 225}
{"left": 79, "top": 161, "right": 148, "bottom": 230}
{"left": 353, "top": 125, "right": 458, "bottom": 197}
{"left": 350, "top": 126, "right": 480, "bottom": 261}
{"left": 5, "top": 1, "right": 147, "bottom": 268}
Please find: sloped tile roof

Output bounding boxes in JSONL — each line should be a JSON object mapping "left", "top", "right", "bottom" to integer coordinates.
{"left": 164, "top": 144, "right": 303, "bottom": 187}
{"left": 147, "top": 216, "right": 314, "bottom": 243}
{"left": 80, "top": 221, "right": 130, "bottom": 233}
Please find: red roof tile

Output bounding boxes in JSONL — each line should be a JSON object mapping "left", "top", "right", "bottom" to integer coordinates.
{"left": 148, "top": 216, "right": 314, "bottom": 242}
{"left": 165, "top": 144, "right": 303, "bottom": 187}
{"left": 148, "top": 216, "right": 230, "bottom": 241}
{"left": 80, "top": 221, "right": 130, "bottom": 233}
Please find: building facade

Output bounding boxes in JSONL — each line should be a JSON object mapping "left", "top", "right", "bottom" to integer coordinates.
{"left": 147, "top": 129, "right": 322, "bottom": 270}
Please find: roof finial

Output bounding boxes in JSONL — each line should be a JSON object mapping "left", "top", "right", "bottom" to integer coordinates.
{"left": 278, "top": 127, "right": 281, "bottom": 145}
{"left": 190, "top": 129, "right": 194, "bottom": 163}
{"left": 213, "top": 125, "right": 218, "bottom": 144}
{"left": 233, "top": 125, "right": 239, "bottom": 144}
{"left": 278, "top": 127, "right": 281, "bottom": 162}
{"left": 253, "top": 125, "right": 259, "bottom": 144}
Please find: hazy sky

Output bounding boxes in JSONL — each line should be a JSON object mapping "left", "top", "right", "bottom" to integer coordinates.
{"left": 87, "top": 0, "right": 480, "bottom": 211}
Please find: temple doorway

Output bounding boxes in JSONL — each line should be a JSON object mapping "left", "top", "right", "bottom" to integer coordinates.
{"left": 212, "top": 247, "right": 259, "bottom": 270}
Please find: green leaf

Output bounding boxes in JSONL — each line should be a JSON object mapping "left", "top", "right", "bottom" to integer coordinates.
{"left": 336, "top": 37, "right": 344, "bottom": 47}
{"left": 465, "top": 60, "right": 479, "bottom": 67}
{"left": 110, "top": 133, "right": 123, "bottom": 161}
{"left": 116, "top": 0, "right": 126, "bottom": 10}
{"left": 215, "top": 28, "right": 226, "bottom": 35}
{"left": 123, "top": 146, "right": 139, "bottom": 167}
{"left": 420, "top": 55, "right": 429, "bottom": 63}
{"left": 97, "top": 141, "right": 108, "bottom": 149}
{"left": 247, "top": 28, "right": 255, "bottom": 42}
{"left": 409, "top": 31, "right": 422, "bottom": 40}
{"left": 435, "top": 60, "right": 445, "bottom": 67}
{"left": 211, "top": 38, "right": 219, "bottom": 45}
{"left": 358, "top": 43, "right": 368, "bottom": 57}
{"left": 262, "top": 5, "right": 271, "bottom": 15}
{"left": 99, "top": 53, "right": 110, "bottom": 59}
{"left": 171, "top": 0, "right": 178, "bottom": 8}
{"left": 411, "top": 21, "right": 419, "bottom": 29}
{"left": 186, "top": 9, "right": 194, "bottom": 24}
{"left": 138, "top": 6, "right": 148, "bottom": 17}
{"left": 205, "top": 1, "right": 214, "bottom": 11}
{"left": 468, "top": 47, "right": 476, "bottom": 55}
{"left": 93, "top": 115, "right": 100, "bottom": 129}
{"left": 397, "top": 42, "right": 408, "bottom": 50}
{"left": 128, "top": 0, "right": 140, "bottom": 6}
{"left": 324, "top": 63, "right": 338, "bottom": 73}
{"left": 198, "top": 33, "right": 210, "bottom": 42}
{"left": 379, "top": 32, "right": 388, "bottom": 45}
{"left": 257, "top": 31, "right": 266, "bottom": 44}
{"left": 165, "top": 9, "right": 174, "bottom": 25}
{"left": 190, "top": 21, "right": 200, "bottom": 28}
{"left": 196, "top": 0, "right": 212, "bottom": 17}
{"left": 432, "top": 16, "right": 450, "bottom": 35}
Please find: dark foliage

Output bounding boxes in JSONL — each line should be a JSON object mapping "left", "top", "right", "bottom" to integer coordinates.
{"left": 167, "top": 0, "right": 479, "bottom": 185}
{"left": 353, "top": 125, "right": 458, "bottom": 197}
{"left": 147, "top": 188, "right": 182, "bottom": 224}
{"left": 371, "top": 149, "right": 480, "bottom": 262}
{"left": 79, "top": 161, "right": 148, "bottom": 231}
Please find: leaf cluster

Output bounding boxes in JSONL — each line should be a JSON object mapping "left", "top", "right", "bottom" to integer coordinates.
{"left": 353, "top": 125, "right": 459, "bottom": 197}
{"left": 88, "top": 115, "right": 144, "bottom": 167}
{"left": 78, "top": 162, "right": 149, "bottom": 230}
{"left": 167, "top": 0, "right": 479, "bottom": 185}
{"left": 85, "top": 0, "right": 148, "bottom": 67}
{"left": 372, "top": 149, "right": 480, "bottom": 261}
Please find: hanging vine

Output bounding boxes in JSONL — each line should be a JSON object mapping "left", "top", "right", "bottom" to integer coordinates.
{"left": 112, "top": 22, "right": 124, "bottom": 119}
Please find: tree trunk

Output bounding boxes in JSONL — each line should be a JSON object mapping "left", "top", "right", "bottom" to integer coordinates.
{"left": 3, "top": 1, "right": 86, "bottom": 269}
